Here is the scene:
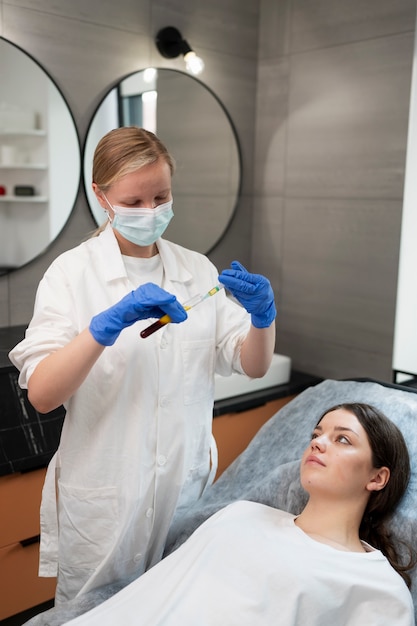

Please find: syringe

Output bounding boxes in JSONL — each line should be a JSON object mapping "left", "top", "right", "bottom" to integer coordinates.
{"left": 140, "top": 284, "right": 224, "bottom": 338}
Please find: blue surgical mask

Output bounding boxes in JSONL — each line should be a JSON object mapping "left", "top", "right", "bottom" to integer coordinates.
{"left": 103, "top": 196, "right": 173, "bottom": 246}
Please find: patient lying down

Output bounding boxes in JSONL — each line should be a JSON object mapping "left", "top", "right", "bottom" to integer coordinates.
{"left": 30, "top": 403, "right": 416, "bottom": 625}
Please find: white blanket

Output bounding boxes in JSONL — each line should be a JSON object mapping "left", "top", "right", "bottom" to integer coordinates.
{"left": 60, "top": 501, "right": 415, "bottom": 625}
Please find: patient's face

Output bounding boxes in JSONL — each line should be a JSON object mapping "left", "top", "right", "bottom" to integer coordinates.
{"left": 300, "top": 409, "right": 377, "bottom": 501}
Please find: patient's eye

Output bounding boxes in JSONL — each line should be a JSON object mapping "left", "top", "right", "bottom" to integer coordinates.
{"left": 336, "top": 434, "right": 351, "bottom": 445}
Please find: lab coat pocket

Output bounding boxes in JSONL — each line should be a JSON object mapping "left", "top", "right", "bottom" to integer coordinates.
{"left": 176, "top": 457, "right": 212, "bottom": 509}
{"left": 57, "top": 482, "right": 118, "bottom": 569}
{"left": 181, "top": 339, "right": 215, "bottom": 405}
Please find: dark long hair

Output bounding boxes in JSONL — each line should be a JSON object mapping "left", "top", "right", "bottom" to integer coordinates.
{"left": 317, "top": 402, "right": 415, "bottom": 587}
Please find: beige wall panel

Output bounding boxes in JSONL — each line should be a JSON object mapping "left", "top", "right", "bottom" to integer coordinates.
{"left": 278, "top": 330, "right": 393, "bottom": 382}
{"left": 254, "top": 57, "right": 290, "bottom": 195}
{"left": 250, "top": 195, "right": 284, "bottom": 295}
{"left": 278, "top": 197, "right": 401, "bottom": 360}
{"left": 290, "top": 0, "right": 416, "bottom": 53}
{"left": 286, "top": 33, "right": 413, "bottom": 200}
{"left": 258, "top": 0, "right": 292, "bottom": 60}
{"left": 3, "top": 0, "right": 150, "bottom": 32}
{"left": 203, "top": 53, "right": 257, "bottom": 193}
{"left": 209, "top": 194, "right": 253, "bottom": 271}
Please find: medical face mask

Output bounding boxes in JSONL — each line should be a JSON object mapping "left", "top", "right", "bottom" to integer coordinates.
{"left": 103, "top": 196, "right": 174, "bottom": 246}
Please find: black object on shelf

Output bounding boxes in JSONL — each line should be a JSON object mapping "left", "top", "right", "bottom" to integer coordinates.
{"left": 14, "top": 185, "right": 35, "bottom": 196}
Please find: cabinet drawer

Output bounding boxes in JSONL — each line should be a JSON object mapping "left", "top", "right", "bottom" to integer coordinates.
{"left": 0, "top": 540, "right": 56, "bottom": 620}
{"left": 0, "top": 468, "right": 46, "bottom": 546}
{"left": 213, "top": 396, "right": 295, "bottom": 479}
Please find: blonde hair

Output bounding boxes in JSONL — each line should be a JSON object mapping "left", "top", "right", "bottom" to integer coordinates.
{"left": 92, "top": 126, "right": 175, "bottom": 192}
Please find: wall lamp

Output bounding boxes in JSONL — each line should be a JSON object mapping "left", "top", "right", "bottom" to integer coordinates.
{"left": 155, "top": 26, "right": 205, "bottom": 76}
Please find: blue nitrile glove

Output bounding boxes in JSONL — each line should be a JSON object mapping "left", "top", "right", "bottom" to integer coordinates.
{"left": 89, "top": 283, "right": 188, "bottom": 346}
{"left": 218, "top": 260, "right": 276, "bottom": 329}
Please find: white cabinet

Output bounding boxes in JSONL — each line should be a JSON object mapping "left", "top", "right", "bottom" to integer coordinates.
{"left": 0, "top": 129, "right": 49, "bottom": 202}
{"left": 0, "top": 129, "right": 51, "bottom": 269}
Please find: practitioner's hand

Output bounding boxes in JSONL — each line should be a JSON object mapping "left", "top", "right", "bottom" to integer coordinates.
{"left": 89, "top": 283, "right": 188, "bottom": 346}
{"left": 218, "top": 260, "right": 276, "bottom": 329}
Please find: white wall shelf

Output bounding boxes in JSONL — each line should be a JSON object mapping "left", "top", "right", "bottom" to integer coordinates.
{"left": 0, "top": 164, "right": 47, "bottom": 169}
{"left": 0, "top": 130, "right": 46, "bottom": 137}
{"left": 0, "top": 196, "right": 48, "bottom": 203}
{"left": 0, "top": 128, "right": 49, "bottom": 211}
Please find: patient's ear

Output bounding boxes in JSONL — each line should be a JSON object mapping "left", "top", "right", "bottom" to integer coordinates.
{"left": 366, "top": 467, "right": 390, "bottom": 492}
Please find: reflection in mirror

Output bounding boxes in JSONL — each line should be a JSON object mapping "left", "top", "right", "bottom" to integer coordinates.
{"left": 83, "top": 68, "right": 241, "bottom": 254}
{"left": 0, "top": 37, "right": 80, "bottom": 274}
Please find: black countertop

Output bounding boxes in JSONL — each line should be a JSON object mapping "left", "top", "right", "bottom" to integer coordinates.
{"left": 0, "top": 325, "right": 322, "bottom": 477}
{"left": 213, "top": 370, "right": 322, "bottom": 416}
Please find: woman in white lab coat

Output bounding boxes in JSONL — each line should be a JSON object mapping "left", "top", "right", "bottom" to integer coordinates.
{"left": 9, "top": 127, "right": 276, "bottom": 603}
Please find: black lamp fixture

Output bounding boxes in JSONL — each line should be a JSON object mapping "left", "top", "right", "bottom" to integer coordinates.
{"left": 155, "top": 26, "right": 205, "bottom": 75}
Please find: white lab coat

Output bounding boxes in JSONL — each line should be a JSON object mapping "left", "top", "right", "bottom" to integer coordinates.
{"left": 9, "top": 225, "right": 251, "bottom": 602}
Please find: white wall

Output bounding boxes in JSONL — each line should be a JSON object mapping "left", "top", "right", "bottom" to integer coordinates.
{"left": 393, "top": 14, "right": 417, "bottom": 378}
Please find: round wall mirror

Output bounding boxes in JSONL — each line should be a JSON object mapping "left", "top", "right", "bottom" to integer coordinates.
{"left": 0, "top": 37, "right": 81, "bottom": 274}
{"left": 83, "top": 68, "right": 241, "bottom": 254}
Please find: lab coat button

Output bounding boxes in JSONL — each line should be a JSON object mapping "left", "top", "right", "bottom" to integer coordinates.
{"left": 160, "top": 338, "right": 168, "bottom": 349}
{"left": 157, "top": 455, "right": 167, "bottom": 466}
{"left": 146, "top": 508, "right": 153, "bottom": 518}
{"left": 133, "top": 553, "right": 142, "bottom": 563}
{"left": 160, "top": 397, "right": 168, "bottom": 407}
